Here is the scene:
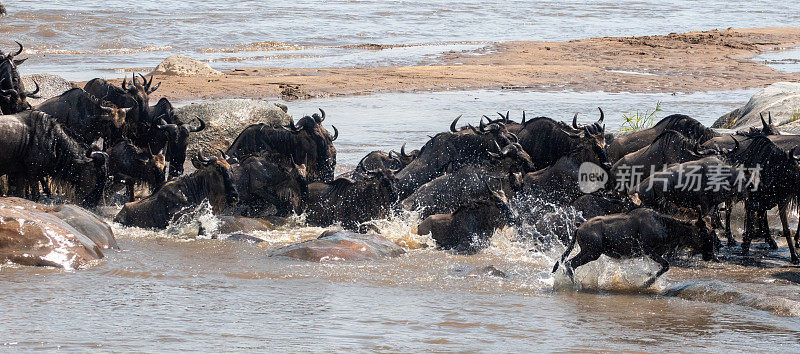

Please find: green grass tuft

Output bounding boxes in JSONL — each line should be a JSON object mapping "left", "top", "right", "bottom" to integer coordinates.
{"left": 619, "top": 101, "right": 661, "bottom": 132}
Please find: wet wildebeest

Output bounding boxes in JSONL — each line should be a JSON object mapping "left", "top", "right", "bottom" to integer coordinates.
{"left": 394, "top": 122, "right": 513, "bottom": 199}
{"left": 571, "top": 193, "right": 635, "bottom": 220}
{"left": 726, "top": 136, "right": 800, "bottom": 264}
{"left": 84, "top": 74, "right": 160, "bottom": 128}
{"left": 401, "top": 143, "right": 533, "bottom": 218}
{"left": 36, "top": 88, "right": 130, "bottom": 145}
{"left": 106, "top": 139, "right": 166, "bottom": 202}
{"left": 611, "top": 130, "right": 717, "bottom": 191}
{"left": 155, "top": 113, "right": 206, "bottom": 179}
{"left": 416, "top": 180, "right": 514, "bottom": 254}
{"left": 226, "top": 109, "right": 338, "bottom": 182}
{"left": 0, "top": 111, "right": 108, "bottom": 207}
{"left": 607, "top": 114, "right": 720, "bottom": 162}
{"left": 517, "top": 128, "right": 613, "bottom": 206}
{"left": 553, "top": 208, "right": 716, "bottom": 287}
{"left": 305, "top": 168, "right": 397, "bottom": 231}
{"left": 114, "top": 151, "right": 239, "bottom": 229}
{"left": 515, "top": 108, "right": 607, "bottom": 170}
{"left": 228, "top": 151, "right": 308, "bottom": 218}
{"left": 701, "top": 113, "right": 780, "bottom": 153}
{"left": 353, "top": 143, "right": 419, "bottom": 181}
{"left": 0, "top": 41, "right": 39, "bottom": 114}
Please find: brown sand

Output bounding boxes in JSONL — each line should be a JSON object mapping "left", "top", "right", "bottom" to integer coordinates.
{"left": 79, "top": 27, "right": 800, "bottom": 101}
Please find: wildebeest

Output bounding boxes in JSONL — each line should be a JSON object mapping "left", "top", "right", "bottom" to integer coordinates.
{"left": 607, "top": 114, "right": 720, "bottom": 162}
{"left": 155, "top": 113, "right": 206, "bottom": 179}
{"left": 394, "top": 124, "right": 509, "bottom": 199}
{"left": 515, "top": 108, "right": 608, "bottom": 170}
{"left": 226, "top": 109, "right": 338, "bottom": 182}
{"left": 353, "top": 143, "right": 419, "bottom": 181}
{"left": 228, "top": 151, "right": 308, "bottom": 218}
{"left": 611, "top": 130, "right": 717, "bottom": 191}
{"left": 0, "top": 111, "right": 108, "bottom": 207}
{"left": 106, "top": 139, "right": 166, "bottom": 202}
{"left": 305, "top": 168, "right": 397, "bottom": 231}
{"left": 416, "top": 180, "right": 514, "bottom": 254}
{"left": 726, "top": 136, "right": 800, "bottom": 264}
{"left": 0, "top": 41, "right": 39, "bottom": 114}
{"left": 553, "top": 208, "right": 716, "bottom": 287}
{"left": 36, "top": 88, "right": 130, "bottom": 145}
{"left": 83, "top": 74, "right": 161, "bottom": 143}
{"left": 114, "top": 151, "right": 239, "bottom": 229}
{"left": 571, "top": 193, "right": 635, "bottom": 220}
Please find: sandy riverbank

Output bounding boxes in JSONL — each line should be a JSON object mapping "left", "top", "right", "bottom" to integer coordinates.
{"left": 76, "top": 27, "right": 800, "bottom": 101}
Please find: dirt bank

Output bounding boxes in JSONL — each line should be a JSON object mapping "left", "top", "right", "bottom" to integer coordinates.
{"left": 76, "top": 27, "right": 800, "bottom": 101}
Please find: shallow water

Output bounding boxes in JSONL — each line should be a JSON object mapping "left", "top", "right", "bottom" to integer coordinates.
{"left": 2, "top": 0, "right": 799, "bottom": 79}
{"left": 4, "top": 89, "right": 800, "bottom": 350}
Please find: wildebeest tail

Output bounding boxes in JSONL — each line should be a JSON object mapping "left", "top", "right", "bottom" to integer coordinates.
{"left": 553, "top": 228, "right": 578, "bottom": 273}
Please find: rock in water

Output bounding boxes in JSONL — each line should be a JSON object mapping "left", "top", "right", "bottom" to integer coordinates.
{"left": 22, "top": 74, "right": 74, "bottom": 107}
{"left": 270, "top": 231, "right": 406, "bottom": 262}
{"left": 713, "top": 82, "right": 800, "bottom": 131}
{"left": 0, "top": 197, "right": 115, "bottom": 269}
{"left": 176, "top": 99, "right": 292, "bottom": 160}
{"left": 45, "top": 204, "right": 118, "bottom": 249}
{"left": 216, "top": 215, "right": 274, "bottom": 234}
{"left": 150, "top": 54, "right": 222, "bottom": 76}
{"left": 465, "top": 265, "right": 508, "bottom": 278}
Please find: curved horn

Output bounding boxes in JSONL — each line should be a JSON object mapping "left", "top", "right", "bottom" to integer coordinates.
{"left": 149, "top": 81, "right": 161, "bottom": 94}
{"left": 197, "top": 150, "right": 215, "bottom": 164}
{"left": 138, "top": 73, "right": 149, "bottom": 89}
{"left": 791, "top": 147, "right": 800, "bottom": 162}
{"left": 122, "top": 77, "right": 129, "bottom": 90}
{"left": 100, "top": 105, "right": 114, "bottom": 114}
{"left": 505, "top": 111, "right": 510, "bottom": 123}
{"left": 597, "top": 107, "right": 604, "bottom": 124}
{"left": 188, "top": 116, "right": 206, "bottom": 132}
{"left": 479, "top": 116, "right": 487, "bottom": 133}
{"left": 314, "top": 108, "right": 325, "bottom": 123}
{"left": 217, "top": 148, "right": 236, "bottom": 164}
{"left": 769, "top": 111, "right": 773, "bottom": 125}
{"left": 730, "top": 136, "right": 740, "bottom": 153}
{"left": 22, "top": 80, "right": 39, "bottom": 97}
{"left": 521, "top": 110, "right": 526, "bottom": 124}
{"left": 89, "top": 151, "right": 109, "bottom": 165}
{"left": 12, "top": 41, "right": 23, "bottom": 57}
{"left": 488, "top": 141, "right": 503, "bottom": 159}
{"left": 400, "top": 143, "right": 408, "bottom": 158}
{"left": 761, "top": 112, "right": 768, "bottom": 130}
{"left": 450, "top": 115, "right": 462, "bottom": 133}
{"left": 331, "top": 125, "right": 339, "bottom": 141}
{"left": 508, "top": 132, "right": 519, "bottom": 143}
{"left": 286, "top": 119, "right": 301, "bottom": 132}
{"left": 572, "top": 113, "right": 579, "bottom": 129}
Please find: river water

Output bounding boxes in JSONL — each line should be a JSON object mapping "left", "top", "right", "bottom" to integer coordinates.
{"left": 2, "top": 0, "right": 800, "bottom": 79}
{"left": 2, "top": 0, "right": 800, "bottom": 350}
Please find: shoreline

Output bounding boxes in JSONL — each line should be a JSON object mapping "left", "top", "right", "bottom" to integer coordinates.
{"left": 74, "top": 27, "right": 800, "bottom": 102}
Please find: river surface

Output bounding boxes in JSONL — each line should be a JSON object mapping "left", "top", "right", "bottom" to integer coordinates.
{"left": 2, "top": 0, "right": 800, "bottom": 79}
{"left": 3, "top": 89, "right": 800, "bottom": 351}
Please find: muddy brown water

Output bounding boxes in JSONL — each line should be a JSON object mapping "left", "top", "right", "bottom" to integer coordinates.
{"left": 2, "top": 90, "right": 800, "bottom": 350}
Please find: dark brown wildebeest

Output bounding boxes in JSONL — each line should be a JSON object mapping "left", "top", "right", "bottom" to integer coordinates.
{"left": 416, "top": 180, "right": 514, "bottom": 254}
{"left": 515, "top": 108, "right": 607, "bottom": 170}
{"left": 228, "top": 151, "right": 308, "bottom": 218}
{"left": 0, "top": 41, "right": 39, "bottom": 115}
{"left": 226, "top": 109, "right": 338, "bottom": 182}
{"left": 553, "top": 208, "right": 716, "bottom": 287}
{"left": 154, "top": 113, "right": 205, "bottom": 179}
{"left": 114, "top": 151, "right": 238, "bottom": 229}
{"left": 607, "top": 114, "right": 719, "bottom": 162}
{"left": 36, "top": 88, "right": 130, "bottom": 145}
{"left": 106, "top": 139, "right": 166, "bottom": 202}
{"left": 305, "top": 168, "right": 397, "bottom": 231}
{"left": 0, "top": 111, "right": 108, "bottom": 207}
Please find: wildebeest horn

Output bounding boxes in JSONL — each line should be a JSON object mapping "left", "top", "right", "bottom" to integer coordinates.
{"left": 572, "top": 113, "right": 579, "bottom": 129}
{"left": 312, "top": 108, "right": 325, "bottom": 123}
{"left": 285, "top": 119, "right": 301, "bottom": 132}
{"left": 508, "top": 132, "right": 519, "bottom": 143}
{"left": 597, "top": 107, "right": 604, "bottom": 124}
{"left": 331, "top": 125, "right": 339, "bottom": 141}
{"left": 450, "top": 115, "right": 462, "bottom": 133}
{"left": 400, "top": 143, "right": 408, "bottom": 158}
{"left": 88, "top": 151, "right": 109, "bottom": 165}
{"left": 12, "top": 41, "right": 23, "bottom": 57}
{"left": 769, "top": 111, "right": 773, "bottom": 125}
{"left": 479, "top": 116, "right": 487, "bottom": 133}
{"left": 217, "top": 148, "right": 237, "bottom": 164}
{"left": 760, "top": 112, "right": 768, "bottom": 130}
{"left": 693, "top": 142, "right": 716, "bottom": 156}
{"left": 488, "top": 141, "right": 503, "bottom": 159}
{"left": 131, "top": 73, "right": 139, "bottom": 86}
{"left": 730, "top": 136, "right": 740, "bottom": 153}
{"left": 521, "top": 111, "right": 526, "bottom": 124}
{"left": 197, "top": 150, "right": 216, "bottom": 164}
{"left": 122, "top": 77, "right": 129, "bottom": 90}
{"left": 138, "top": 73, "right": 148, "bottom": 88}
{"left": 100, "top": 105, "right": 114, "bottom": 114}
{"left": 149, "top": 81, "right": 161, "bottom": 93}
{"left": 22, "top": 80, "right": 39, "bottom": 97}
{"left": 504, "top": 111, "right": 510, "bottom": 123}
{"left": 188, "top": 116, "right": 206, "bottom": 132}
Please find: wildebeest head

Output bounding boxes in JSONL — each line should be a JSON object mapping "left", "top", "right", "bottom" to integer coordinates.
{"left": 158, "top": 115, "right": 206, "bottom": 178}
{"left": 0, "top": 50, "right": 39, "bottom": 113}
{"left": 362, "top": 167, "right": 400, "bottom": 202}
{"left": 120, "top": 73, "right": 160, "bottom": 124}
{"left": 391, "top": 143, "right": 420, "bottom": 169}
{"left": 190, "top": 150, "right": 239, "bottom": 211}
{"left": 757, "top": 112, "right": 779, "bottom": 136}
{"left": 286, "top": 108, "right": 338, "bottom": 181}
{"left": 565, "top": 108, "right": 609, "bottom": 167}
{"left": 488, "top": 141, "right": 535, "bottom": 173}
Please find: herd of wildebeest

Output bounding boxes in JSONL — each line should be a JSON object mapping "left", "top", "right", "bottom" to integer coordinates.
{"left": 2, "top": 42, "right": 800, "bottom": 284}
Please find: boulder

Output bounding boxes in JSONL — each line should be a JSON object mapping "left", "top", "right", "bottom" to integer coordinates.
{"left": 22, "top": 74, "right": 74, "bottom": 107}
{"left": 712, "top": 82, "right": 800, "bottom": 131}
{"left": 216, "top": 215, "right": 273, "bottom": 234}
{"left": 150, "top": 54, "right": 222, "bottom": 76}
{"left": 270, "top": 230, "right": 406, "bottom": 262}
{"left": 176, "top": 99, "right": 292, "bottom": 159}
{"left": 465, "top": 265, "right": 507, "bottom": 278}
{"left": 0, "top": 198, "right": 115, "bottom": 269}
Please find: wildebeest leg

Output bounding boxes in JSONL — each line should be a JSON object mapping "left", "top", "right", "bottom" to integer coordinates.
{"left": 710, "top": 207, "right": 723, "bottom": 249}
{"left": 40, "top": 178, "right": 51, "bottom": 197}
{"left": 643, "top": 253, "right": 669, "bottom": 288}
{"left": 778, "top": 202, "right": 800, "bottom": 264}
{"left": 761, "top": 209, "right": 778, "bottom": 250}
{"left": 723, "top": 202, "right": 735, "bottom": 246}
{"left": 125, "top": 181, "right": 135, "bottom": 202}
{"left": 741, "top": 205, "right": 755, "bottom": 256}
{"left": 565, "top": 250, "right": 601, "bottom": 284}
